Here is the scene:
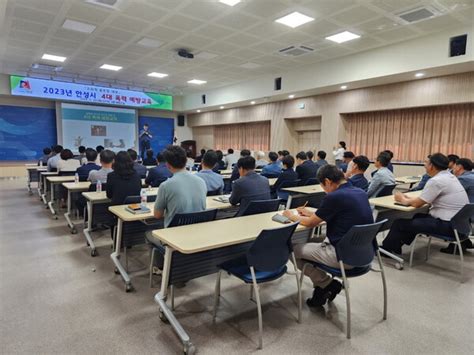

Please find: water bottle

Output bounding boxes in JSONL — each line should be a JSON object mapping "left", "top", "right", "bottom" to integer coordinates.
{"left": 96, "top": 180, "right": 102, "bottom": 192}
{"left": 140, "top": 188, "right": 147, "bottom": 209}
{"left": 40, "top": 160, "right": 43, "bottom": 167}
{"left": 74, "top": 173, "right": 79, "bottom": 184}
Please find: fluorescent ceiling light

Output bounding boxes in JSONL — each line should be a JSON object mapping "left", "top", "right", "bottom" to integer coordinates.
{"left": 219, "top": 0, "right": 241, "bottom": 6}
{"left": 326, "top": 31, "right": 360, "bottom": 43}
{"left": 220, "top": 106, "right": 225, "bottom": 109}
{"left": 239, "top": 62, "right": 261, "bottom": 69}
{"left": 137, "top": 37, "right": 163, "bottom": 48}
{"left": 42, "top": 54, "right": 66, "bottom": 62}
{"left": 187, "top": 79, "right": 207, "bottom": 85}
{"left": 275, "top": 12, "right": 314, "bottom": 28}
{"left": 100, "top": 64, "right": 122, "bottom": 71}
{"left": 415, "top": 72, "right": 424, "bottom": 78}
{"left": 147, "top": 72, "right": 168, "bottom": 78}
{"left": 62, "top": 19, "right": 96, "bottom": 33}
{"left": 197, "top": 110, "right": 201, "bottom": 113}
{"left": 250, "top": 101, "right": 256, "bottom": 104}
{"left": 340, "top": 85, "right": 347, "bottom": 90}
{"left": 288, "top": 94, "right": 295, "bottom": 99}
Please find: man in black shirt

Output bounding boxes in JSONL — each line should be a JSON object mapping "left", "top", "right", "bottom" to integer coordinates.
{"left": 295, "top": 151, "right": 318, "bottom": 184}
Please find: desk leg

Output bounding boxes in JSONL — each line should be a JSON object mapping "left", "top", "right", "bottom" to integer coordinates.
{"left": 27, "top": 171, "right": 32, "bottom": 194}
{"left": 41, "top": 177, "right": 48, "bottom": 205}
{"left": 83, "top": 201, "right": 97, "bottom": 256}
{"left": 286, "top": 195, "right": 293, "bottom": 210}
{"left": 48, "top": 183, "right": 57, "bottom": 218}
{"left": 379, "top": 247, "right": 404, "bottom": 270}
{"left": 110, "top": 219, "right": 133, "bottom": 292}
{"left": 64, "top": 190, "right": 77, "bottom": 234}
{"left": 154, "top": 247, "right": 195, "bottom": 354}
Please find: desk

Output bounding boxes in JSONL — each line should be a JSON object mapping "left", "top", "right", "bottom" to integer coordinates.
{"left": 150, "top": 210, "right": 312, "bottom": 353}
{"left": 369, "top": 191, "right": 423, "bottom": 212}
{"left": 39, "top": 171, "right": 57, "bottom": 204}
{"left": 395, "top": 176, "right": 421, "bottom": 189}
{"left": 26, "top": 165, "right": 46, "bottom": 194}
{"left": 45, "top": 176, "right": 75, "bottom": 218}
{"left": 108, "top": 195, "right": 233, "bottom": 291}
{"left": 282, "top": 184, "right": 325, "bottom": 209}
{"left": 62, "top": 182, "right": 91, "bottom": 233}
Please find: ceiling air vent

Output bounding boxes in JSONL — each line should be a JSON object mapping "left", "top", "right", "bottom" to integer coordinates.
{"left": 278, "top": 45, "right": 314, "bottom": 57}
{"left": 84, "top": 0, "right": 123, "bottom": 10}
{"left": 396, "top": 5, "right": 444, "bottom": 24}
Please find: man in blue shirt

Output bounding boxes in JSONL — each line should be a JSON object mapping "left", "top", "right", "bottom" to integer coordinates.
{"left": 75, "top": 148, "right": 100, "bottom": 181}
{"left": 196, "top": 150, "right": 225, "bottom": 194}
{"left": 367, "top": 152, "right": 396, "bottom": 198}
{"left": 261, "top": 151, "right": 282, "bottom": 177}
{"left": 348, "top": 155, "right": 370, "bottom": 191}
{"left": 145, "top": 152, "right": 172, "bottom": 187}
{"left": 283, "top": 164, "right": 373, "bottom": 307}
{"left": 409, "top": 174, "right": 430, "bottom": 191}
{"left": 139, "top": 123, "right": 152, "bottom": 160}
{"left": 127, "top": 149, "right": 147, "bottom": 178}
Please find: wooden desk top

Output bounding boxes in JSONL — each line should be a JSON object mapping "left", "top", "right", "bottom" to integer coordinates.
{"left": 62, "top": 182, "right": 91, "bottom": 191}
{"left": 26, "top": 165, "right": 47, "bottom": 171}
{"left": 282, "top": 184, "right": 324, "bottom": 194}
{"left": 268, "top": 178, "right": 277, "bottom": 186}
{"left": 47, "top": 176, "right": 75, "bottom": 183}
{"left": 395, "top": 176, "right": 421, "bottom": 184}
{"left": 108, "top": 195, "right": 234, "bottom": 222}
{"left": 151, "top": 210, "right": 309, "bottom": 254}
{"left": 369, "top": 191, "right": 423, "bottom": 211}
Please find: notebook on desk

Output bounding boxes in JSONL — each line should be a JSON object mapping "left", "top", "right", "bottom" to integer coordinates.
{"left": 213, "top": 195, "right": 230, "bottom": 203}
{"left": 125, "top": 204, "right": 151, "bottom": 214}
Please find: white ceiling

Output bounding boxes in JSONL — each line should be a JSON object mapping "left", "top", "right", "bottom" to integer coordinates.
{"left": 0, "top": 0, "right": 472, "bottom": 96}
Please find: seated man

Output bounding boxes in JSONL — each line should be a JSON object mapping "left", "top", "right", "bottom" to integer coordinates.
{"left": 38, "top": 147, "right": 51, "bottom": 166}
{"left": 194, "top": 149, "right": 206, "bottom": 164}
{"left": 453, "top": 158, "right": 474, "bottom": 203}
{"left": 409, "top": 173, "right": 430, "bottom": 191}
{"left": 255, "top": 151, "right": 268, "bottom": 168}
{"left": 145, "top": 152, "right": 172, "bottom": 187}
{"left": 306, "top": 151, "right": 315, "bottom": 162}
{"left": 261, "top": 151, "right": 282, "bottom": 177}
{"left": 341, "top": 151, "right": 355, "bottom": 175}
{"left": 75, "top": 148, "right": 100, "bottom": 181}
{"left": 447, "top": 154, "right": 460, "bottom": 173}
{"left": 154, "top": 146, "right": 207, "bottom": 227}
{"left": 88, "top": 149, "right": 115, "bottom": 184}
{"left": 295, "top": 151, "right": 318, "bottom": 184}
{"left": 272, "top": 154, "right": 298, "bottom": 192}
{"left": 381, "top": 153, "right": 469, "bottom": 255}
{"left": 47, "top": 145, "right": 63, "bottom": 172}
{"left": 224, "top": 148, "right": 238, "bottom": 169}
{"left": 230, "top": 149, "right": 251, "bottom": 183}
{"left": 142, "top": 149, "right": 157, "bottom": 166}
{"left": 196, "top": 150, "right": 225, "bottom": 194}
{"left": 283, "top": 165, "right": 373, "bottom": 307}
{"left": 348, "top": 155, "right": 370, "bottom": 191}
{"left": 128, "top": 148, "right": 147, "bottom": 178}
{"left": 367, "top": 152, "right": 396, "bottom": 198}
{"left": 229, "top": 156, "right": 271, "bottom": 214}
{"left": 75, "top": 145, "right": 86, "bottom": 165}
{"left": 215, "top": 150, "right": 226, "bottom": 171}
{"left": 315, "top": 150, "right": 328, "bottom": 171}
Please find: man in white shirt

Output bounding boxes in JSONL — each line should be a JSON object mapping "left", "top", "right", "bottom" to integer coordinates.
{"left": 381, "top": 153, "right": 469, "bottom": 255}
{"left": 224, "top": 148, "right": 239, "bottom": 169}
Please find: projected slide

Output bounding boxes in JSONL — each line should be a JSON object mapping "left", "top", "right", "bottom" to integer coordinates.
{"left": 61, "top": 103, "right": 136, "bottom": 152}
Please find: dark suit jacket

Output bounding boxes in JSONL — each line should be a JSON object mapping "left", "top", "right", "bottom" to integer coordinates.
{"left": 106, "top": 171, "right": 142, "bottom": 205}
{"left": 76, "top": 162, "right": 100, "bottom": 181}
{"left": 273, "top": 168, "right": 298, "bottom": 192}
{"left": 229, "top": 171, "right": 271, "bottom": 214}
{"left": 133, "top": 162, "right": 148, "bottom": 178}
{"left": 145, "top": 164, "right": 172, "bottom": 187}
{"left": 296, "top": 160, "right": 318, "bottom": 184}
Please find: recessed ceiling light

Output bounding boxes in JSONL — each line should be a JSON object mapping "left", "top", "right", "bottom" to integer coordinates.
{"left": 239, "top": 62, "right": 262, "bottom": 69}
{"left": 137, "top": 37, "right": 163, "bottom": 48}
{"left": 340, "top": 85, "right": 347, "bottom": 90}
{"left": 187, "top": 79, "right": 207, "bottom": 85}
{"left": 288, "top": 94, "right": 295, "bottom": 99}
{"left": 275, "top": 12, "right": 314, "bottom": 28}
{"left": 326, "top": 31, "right": 360, "bottom": 43}
{"left": 415, "top": 72, "right": 425, "bottom": 78}
{"left": 220, "top": 106, "right": 225, "bottom": 109}
{"left": 219, "top": 0, "right": 241, "bottom": 6}
{"left": 62, "top": 19, "right": 96, "bottom": 34}
{"left": 250, "top": 101, "right": 256, "bottom": 105}
{"left": 197, "top": 110, "right": 201, "bottom": 113}
{"left": 42, "top": 54, "right": 66, "bottom": 62}
{"left": 100, "top": 64, "right": 122, "bottom": 71}
{"left": 147, "top": 72, "right": 168, "bottom": 78}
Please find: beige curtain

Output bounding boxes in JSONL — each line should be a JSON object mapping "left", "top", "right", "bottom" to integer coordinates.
{"left": 214, "top": 121, "right": 271, "bottom": 151}
{"left": 345, "top": 103, "right": 473, "bottom": 162}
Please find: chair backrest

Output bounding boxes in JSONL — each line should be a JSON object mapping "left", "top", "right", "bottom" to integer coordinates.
{"left": 261, "top": 172, "right": 280, "bottom": 178}
{"left": 168, "top": 209, "right": 218, "bottom": 227}
{"left": 247, "top": 222, "right": 299, "bottom": 271}
{"left": 206, "top": 189, "right": 221, "bottom": 196}
{"left": 123, "top": 194, "right": 157, "bottom": 204}
{"left": 305, "top": 177, "right": 319, "bottom": 186}
{"left": 238, "top": 199, "right": 281, "bottom": 217}
{"left": 376, "top": 184, "right": 396, "bottom": 197}
{"left": 276, "top": 179, "right": 300, "bottom": 200}
{"left": 451, "top": 203, "right": 474, "bottom": 236}
{"left": 58, "top": 171, "right": 76, "bottom": 176}
{"left": 335, "top": 219, "right": 387, "bottom": 267}
{"left": 287, "top": 193, "right": 325, "bottom": 209}
{"left": 151, "top": 177, "right": 168, "bottom": 188}
{"left": 88, "top": 183, "right": 107, "bottom": 192}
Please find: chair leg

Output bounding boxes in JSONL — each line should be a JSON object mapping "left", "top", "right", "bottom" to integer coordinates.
{"left": 291, "top": 253, "right": 302, "bottom": 323}
{"left": 409, "top": 234, "right": 421, "bottom": 267}
{"left": 426, "top": 237, "right": 432, "bottom": 261}
{"left": 170, "top": 285, "right": 175, "bottom": 311}
{"left": 340, "top": 261, "right": 351, "bottom": 339}
{"left": 250, "top": 267, "right": 263, "bottom": 349}
{"left": 213, "top": 270, "right": 222, "bottom": 322}
{"left": 377, "top": 250, "right": 388, "bottom": 320}
{"left": 149, "top": 247, "right": 156, "bottom": 288}
{"left": 249, "top": 285, "right": 253, "bottom": 301}
{"left": 454, "top": 230, "right": 465, "bottom": 283}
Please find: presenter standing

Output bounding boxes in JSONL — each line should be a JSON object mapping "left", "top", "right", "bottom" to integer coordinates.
{"left": 139, "top": 123, "right": 152, "bottom": 160}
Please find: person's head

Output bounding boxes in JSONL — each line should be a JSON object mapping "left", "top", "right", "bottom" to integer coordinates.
{"left": 282, "top": 155, "right": 295, "bottom": 170}
{"left": 352, "top": 155, "right": 370, "bottom": 174}
{"left": 256, "top": 151, "right": 265, "bottom": 160}
{"left": 113, "top": 151, "right": 135, "bottom": 177}
{"left": 282, "top": 150, "right": 290, "bottom": 156}
{"left": 306, "top": 151, "right": 314, "bottom": 161}
{"left": 375, "top": 151, "right": 391, "bottom": 168}
{"left": 237, "top": 156, "right": 256, "bottom": 176}
{"left": 317, "top": 150, "right": 326, "bottom": 160}
{"left": 447, "top": 154, "right": 460, "bottom": 169}
{"left": 202, "top": 150, "right": 218, "bottom": 169}
{"left": 78, "top": 146, "right": 86, "bottom": 154}
{"left": 295, "top": 151, "right": 307, "bottom": 165}
{"left": 228, "top": 148, "right": 234, "bottom": 154}
{"left": 383, "top": 150, "right": 394, "bottom": 161}
{"left": 240, "top": 149, "right": 251, "bottom": 157}
{"left": 277, "top": 151, "right": 284, "bottom": 159}
{"left": 143, "top": 123, "right": 149, "bottom": 131}
{"left": 100, "top": 149, "right": 115, "bottom": 167}
{"left": 60, "top": 149, "right": 74, "bottom": 160}
{"left": 146, "top": 149, "right": 154, "bottom": 159}
{"left": 200, "top": 148, "right": 206, "bottom": 155}
{"left": 268, "top": 151, "right": 278, "bottom": 163}
{"left": 96, "top": 145, "right": 104, "bottom": 153}
{"left": 339, "top": 141, "right": 347, "bottom": 149}
{"left": 53, "top": 145, "right": 63, "bottom": 155}
{"left": 216, "top": 150, "right": 223, "bottom": 161}
{"left": 453, "top": 158, "right": 473, "bottom": 177}
{"left": 127, "top": 149, "right": 138, "bottom": 162}
{"left": 43, "top": 147, "right": 52, "bottom": 155}
{"left": 156, "top": 152, "right": 166, "bottom": 165}
{"left": 317, "top": 164, "right": 346, "bottom": 193}
{"left": 343, "top": 151, "right": 355, "bottom": 163}
{"left": 85, "top": 148, "right": 98, "bottom": 163}
{"left": 424, "top": 153, "right": 449, "bottom": 177}
{"left": 162, "top": 145, "right": 187, "bottom": 172}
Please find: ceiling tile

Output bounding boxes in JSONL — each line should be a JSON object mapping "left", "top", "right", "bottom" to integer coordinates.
{"left": 12, "top": 6, "right": 56, "bottom": 25}
{"left": 13, "top": 0, "right": 65, "bottom": 13}
{"left": 374, "top": 26, "right": 419, "bottom": 42}
{"left": 224, "top": 33, "right": 261, "bottom": 47}
{"left": 11, "top": 18, "right": 49, "bottom": 34}
{"left": 343, "top": 36, "right": 384, "bottom": 51}
{"left": 245, "top": 22, "right": 290, "bottom": 38}
{"left": 161, "top": 14, "right": 205, "bottom": 32}
{"left": 241, "top": 0, "right": 292, "bottom": 19}
{"left": 413, "top": 14, "right": 460, "bottom": 32}
{"left": 109, "top": 15, "right": 149, "bottom": 33}
{"left": 9, "top": 29, "right": 45, "bottom": 44}
{"left": 330, "top": 5, "right": 381, "bottom": 26}
{"left": 175, "top": 34, "right": 215, "bottom": 50}
{"left": 215, "top": 12, "right": 259, "bottom": 30}
{"left": 89, "top": 36, "right": 125, "bottom": 49}
{"left": 355, "top": 16, "right": 400, "bottom": 34}
{"left": 318, "top": 45, "right": 354, "bottom": 58}
{"left": 272, "top": 31, "right": 315, "bottom": 46}
{"left": 204, "top": 41, "right": 241, "bottom": 55}
{"left": 98, "top": 27, "right": 137, "bottom": 42}
{"left": 249, "top": 40, "right": 285, "bottom": 53}
{"left": 179, "top": 1, "right": 224, "bottom": 21}
{"left": 252, "top": 54, "right": 286, "bottom": 65}
{"left": 299, "top": 19, "right": 342, "bottom": 37}
{"left": 193, "top": 24, "right": 234, "bottom": 40}
{"left": 369, "top": 0, "right": 423, "bottom": 13}
{"left": 231, "top": 48, "right": 265, "bottom": 60}
{"left": 145, "top": 25, "right": 185, "bottom": 42}
{"left": 54, "top": 28, "right": 91, "bottom": 42}
{"left": 65, "top": 2, "right": 111, "bottom": 25}
{"left": 121, "top": 2, "right": 168, "bottom": 22}
{"left": 302, "top": 0, "right": 358, "bottom": 17}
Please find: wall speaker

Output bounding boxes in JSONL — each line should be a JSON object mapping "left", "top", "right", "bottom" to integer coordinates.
{"left": 177, "top": 114, "right": 185, "bottom": 127}
{"left": 450, "top": 34, "right": 467, "bottom": 57}
{"left": 201, "top": 94, "right": 206, "bottom": 104}
{"left": 274, "top": 77, "right": 282, "bottom": 91}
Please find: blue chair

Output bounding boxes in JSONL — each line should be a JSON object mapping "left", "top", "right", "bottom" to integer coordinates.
{"left": 213, "top": 222, "right": 300, "bottom": 349}
{"left": 276, "top": 179, "right": 300, "bottom": 202}
{"left": 409, "top": 203, "right": 474, "bottom": 282}
{"left": 237, "top": 198, "right": 281, "bottom": 217}
{"left": 300, "top": 219, "right": 387, "bottom": 339}
{"left": 376, "top": 184, "right": 396, "bottom": 197}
